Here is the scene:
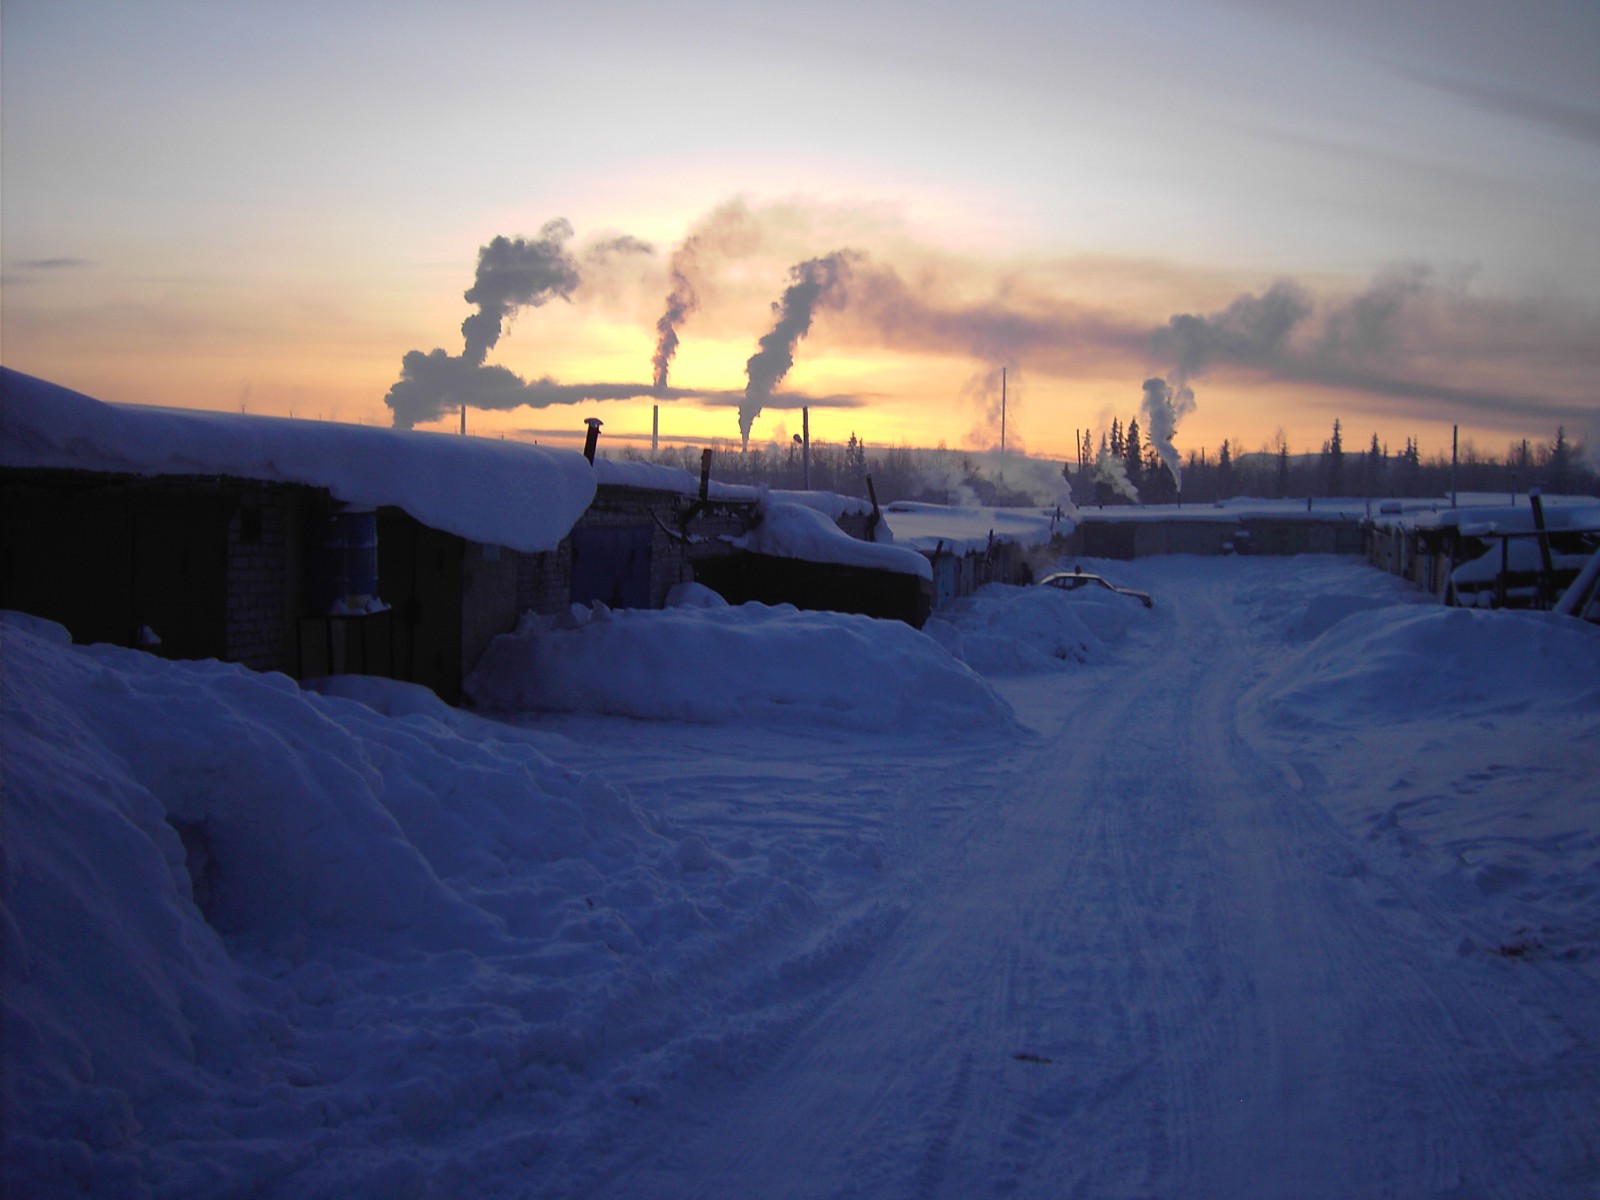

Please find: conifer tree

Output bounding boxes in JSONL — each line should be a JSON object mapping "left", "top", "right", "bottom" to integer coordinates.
{"left": 1323, "top": 419, "right": 1345, "bottom": 496}
{"left": 1217, "top": 440, "right": 1235, "bottom": 499}
{"left": 1124, "top": 418, "right": 1143, "bottom": 490}
{"left": 1547, "top": 426, "right": 1571, "bottom": 493}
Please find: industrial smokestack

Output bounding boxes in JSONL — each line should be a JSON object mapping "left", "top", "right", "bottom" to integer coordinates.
{"left": 583, "top": 417, "right": 603, "bottom": 463}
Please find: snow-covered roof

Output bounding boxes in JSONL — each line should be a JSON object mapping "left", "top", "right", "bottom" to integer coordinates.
{"left": 735, "top": 498, "right": 932, "bottom": 580}
{"left": 879, "top": 501, "right": 1065, "bottom": 555}
{"left": 0, "top": 368, "right": 596, "bottom": 554}
{"left": 1399, "top": 499, "right": 1600, "bottom": 535}
{"left": 590, "top": 455, "right": 760, "bottom": 503}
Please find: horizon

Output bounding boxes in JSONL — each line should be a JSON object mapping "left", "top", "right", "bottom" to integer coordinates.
{"left": 4, "top": 1, "right": 1596, "bottom": 467}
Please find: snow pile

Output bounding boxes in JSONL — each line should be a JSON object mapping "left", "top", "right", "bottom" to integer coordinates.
{"left": 734, "top": 498, "right": 932, "bottom": 580}
{"left": 923, "top": 579, "right": 1151, "bottom": 673}
{"left": 465, "top": 599, "right": 1010, "bottom": 731}
{"left": 1, "top": 612, "right": 819, "bottom": 1198}
{"left": 1264, "top": 605, "right": 1600, "bottom": 723}
{"left": 0, "top": 368, "right": 596, "bottom": 553}
{"left": 1247, "top": 595, "right": 1600, "bottom": 963}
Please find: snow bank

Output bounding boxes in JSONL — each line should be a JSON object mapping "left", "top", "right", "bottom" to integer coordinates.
{"left": 1265, "top": 605, "right": 1600, "bottom": 724}
{"left": 735, "top": 498, "right": 932, "bottom": 580}
{"left": 0, "top": 368, "right": 596, "bottom": 553}
{"left": 465, "top": 601, "right": 1010, "bottom": 731}
{"left": 924, "top": 580, "right": 1151, "bottom": 673}
{"left": 2, "top": 612, "right": 809, "bottom": 1197}
{"left": 1246, "top": 594, "right": 1600, "bottom": 964}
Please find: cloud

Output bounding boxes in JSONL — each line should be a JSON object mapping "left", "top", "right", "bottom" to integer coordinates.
{"left": 1406, "top": 72, "right": 1600, "bottom": 149}
{"left": 1148, "top": 269, "right": 1599, "bottom": 441}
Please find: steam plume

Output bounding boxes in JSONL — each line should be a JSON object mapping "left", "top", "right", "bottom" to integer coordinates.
{"left": 1140, "top": 376, "right": 1195, "bottom": 490}
{"left": 1152, "top": 279, "right": 1313, "bottom": 379}
{"left": 1090, "top": 449, "right": 1140, "bottom": 503}
{"left": 653, "top": 265, "right": 696, "bottom": 391}
{"left": 1144, "top": 279, "right": 1313, "bottom": 490}
{"left": 651, "top": 201, "right": 767, "bottom": 392}
{"left": 460, "top": 221, "right": 583, "bottom": 366}
{"left": 742, "top": 251, "right": 856, "bottom": 448}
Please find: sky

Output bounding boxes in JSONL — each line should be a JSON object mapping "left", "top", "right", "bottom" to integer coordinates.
{"left": 3, "top": 0, "right": 1597, "bottom": 469}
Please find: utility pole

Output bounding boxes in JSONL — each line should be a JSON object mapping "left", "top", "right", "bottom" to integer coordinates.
{"left": 1000, "top": 367, "right": 1007, "bottom": 454}
{"left": 802, "top": 406, "right": 811, "bottom": 490}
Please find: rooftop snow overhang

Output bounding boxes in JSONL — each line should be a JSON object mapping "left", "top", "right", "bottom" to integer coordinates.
{"left": 1, "top": 369, "right": 597, "bottom": 554}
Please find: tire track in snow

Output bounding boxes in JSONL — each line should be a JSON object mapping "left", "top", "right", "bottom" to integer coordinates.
{"left": 559, "top": 558, "right": 1600, "bottom": 1199}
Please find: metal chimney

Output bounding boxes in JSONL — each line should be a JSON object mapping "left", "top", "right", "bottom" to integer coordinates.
{"left": 583, "top": 417, "right": 603, "bottom": 463}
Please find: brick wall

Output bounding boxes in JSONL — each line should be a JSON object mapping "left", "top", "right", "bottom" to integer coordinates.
{"left": 223, "top": 489, "right": 305, "bottom": 672}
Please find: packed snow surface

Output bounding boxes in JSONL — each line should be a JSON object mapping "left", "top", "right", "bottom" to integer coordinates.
{"left": 0, "top": 368, "right": 596, "bottom": 554}
{"left": 5, "top": 556, "right": 1599, "bottom": 1199}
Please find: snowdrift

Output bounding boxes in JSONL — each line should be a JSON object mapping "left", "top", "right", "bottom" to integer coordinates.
{"left": 920, "top": 575, "right": 1156, "bottom": 676}
{"left": 0, "top": 613, "right": 817, "bottom": 1197}
{"left": 1246, "top": 594, "right": 1600, "bottom": 964}
{"left": 1263, "top": 604, "right": 1600, "bottom": 724}
{"left": 465, "top": 599, "right": 1012, "bottom": 731}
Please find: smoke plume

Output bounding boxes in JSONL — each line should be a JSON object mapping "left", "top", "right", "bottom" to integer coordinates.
{"left": 1090, "top": 449, "right": 1140, "bottom": 503}
{"left": 1152, "top": 279, "right": 1314, "bottom": 380}
{"left": 1140, "top": 376, "right": 1195, "bottom": 490}
{"left": 385, "top": 221, "right": 659, "bottom": 428}
{"left": 653, "top": 266, "right": 696, "bottom": 391}
{"left": 1142, "top": 279, "right": 1314, "bottom": 490}
{"left": 460, "top": 222, "right": 584, "bottom": 366}
{"left": 650, "top": 201, "right": 769, "bottom": 392}
{"left": 742, "top": 251, "right": 856, "bottom": 448}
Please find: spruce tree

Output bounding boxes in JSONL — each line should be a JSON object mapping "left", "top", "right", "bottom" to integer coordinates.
{"left": 1548, "top": 426, "right": 1571, "bottom": 493}
{"left": 1124, "top": 418, "right": 1143, "bottom": 491}
{"left": 1324, "top": 419, "right": 1345, "bottom": 497}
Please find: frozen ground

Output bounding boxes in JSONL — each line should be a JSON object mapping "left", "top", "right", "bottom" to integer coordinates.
{"left": 4, "top": 555, "right": 1598, "bottom": 1198}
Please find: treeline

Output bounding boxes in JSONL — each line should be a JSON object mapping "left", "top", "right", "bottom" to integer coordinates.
{"left": 1073, "top": 420, "right": 1596, "bottom": 504}
{"left": 618, "top": 423, "right": 1595, "bottom": 508}
{"left": 619, "top": 433, "right": 1050, "bottom": 507}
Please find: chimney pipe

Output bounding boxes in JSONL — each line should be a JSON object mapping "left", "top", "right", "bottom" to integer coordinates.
{"left": 698, "top": 447, "right": 713, "bottom": 501}
{"left": 583, "top": 417, "right": 603, "bottom": 463}
{"left": 652, "top": 405, "right": 659, "bottom": 454}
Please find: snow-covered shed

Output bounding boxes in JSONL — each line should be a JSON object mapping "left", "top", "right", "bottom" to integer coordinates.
{"left": 879, "top": 502, "right": 1067, "bottom": 609}
{"left": 0, "top": 369, "right": 596, "bottom": 701}
{"left": 584, "top": 450, "right": 937, "bottom": 627}
{"left": 694, "top": 492, "right": 937, "bottom": 627}
{"left": 1365, "top": 495, "right": 1600, "bottom": 607}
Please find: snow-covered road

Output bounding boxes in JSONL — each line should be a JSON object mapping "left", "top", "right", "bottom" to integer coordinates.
{"left": 550, "top": 559, "right": 1599, "bottom": 1199}
{"left": 7, "top": 556, "right": 1598, "bottom": 1199}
